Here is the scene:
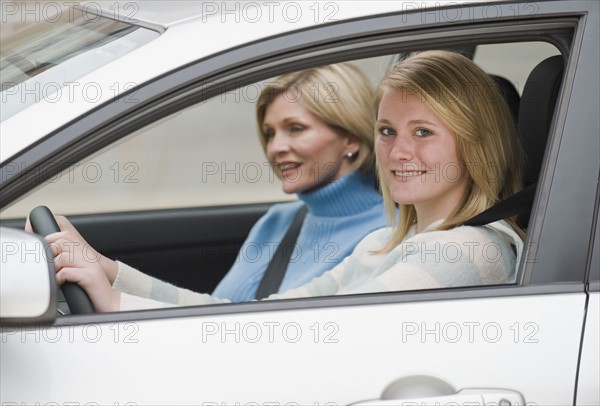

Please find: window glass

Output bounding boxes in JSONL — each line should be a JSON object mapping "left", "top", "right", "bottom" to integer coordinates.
{"left": 0, "top": 5, "right": 159, "bottom": 121}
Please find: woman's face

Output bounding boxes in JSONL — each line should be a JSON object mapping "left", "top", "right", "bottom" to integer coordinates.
{"left": 264, "top": 94, "right": 358, "bottom": 194}
{"left": 375, "top": 88, "right": 470, "bottom": 223}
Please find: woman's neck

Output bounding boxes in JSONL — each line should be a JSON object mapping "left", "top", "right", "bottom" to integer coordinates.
{"left": 413, "top": 178, "right": 469, "bottom": 233}
{"left": 297, "top": 171, "right": 381, "bottom": 217}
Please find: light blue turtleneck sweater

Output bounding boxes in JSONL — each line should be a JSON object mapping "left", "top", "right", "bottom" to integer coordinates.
{"left": 212, "top": 172, "right": 386, "bottom": 302}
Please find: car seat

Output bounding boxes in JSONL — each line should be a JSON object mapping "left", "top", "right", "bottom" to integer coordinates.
{"left": 491, "top": 74, "right": 521, "bottom": 125}
{"left": 464, "top": 54, "right": 565, "bottom": 228}
{"left": 518, "top": 55, "right": 565, "bottom": 188}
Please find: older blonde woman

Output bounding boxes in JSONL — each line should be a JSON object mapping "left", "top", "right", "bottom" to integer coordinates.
{"left": 212, "top": 64, "right": 386, "bottom": 300}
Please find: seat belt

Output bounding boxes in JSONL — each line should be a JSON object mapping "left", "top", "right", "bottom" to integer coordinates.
{"left": 463, "top": 183, "right": 536, "bottom": 226}
{"left": 255, "top": 205, "right": 308, "bottom": 299}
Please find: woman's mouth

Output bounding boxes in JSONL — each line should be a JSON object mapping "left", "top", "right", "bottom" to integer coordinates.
{"left": 278, "top": 163, "right": 300, "bottom": 170}
{"left": 392, "top": 170, "right": 427, "bottom": 177}
{"left": 276, "top": 162, "right": 302, "bottom": 179}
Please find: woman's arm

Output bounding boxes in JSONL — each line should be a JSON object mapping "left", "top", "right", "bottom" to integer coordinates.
{"left": 113, "top": 261, "right": 233, "bottom": 309}
{"left": 112, "top": 227, "right": 393, "bottom": 309}
{"left": 341, "top": 221, "right": 522, "bottom": 295}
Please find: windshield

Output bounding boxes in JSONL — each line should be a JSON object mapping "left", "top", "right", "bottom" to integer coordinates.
{"left": 0, "top": 5, "right": 159, "bottom": 121}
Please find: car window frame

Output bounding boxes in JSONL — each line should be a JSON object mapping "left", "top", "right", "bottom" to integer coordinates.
{"left": 1, "top": 2, "right": 597, "bottom": 324}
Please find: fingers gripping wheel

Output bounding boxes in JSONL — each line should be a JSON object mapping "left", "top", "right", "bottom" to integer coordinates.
{"left": 29, "top": 206, "right": 95, "bottom": 314}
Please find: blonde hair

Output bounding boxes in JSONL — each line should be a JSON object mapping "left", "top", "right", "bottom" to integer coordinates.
{"left": 376, "top": 50, "right": 524, "bottom": 251}
{"left": 256, "top": 63, "right": 376, "bottom": 173}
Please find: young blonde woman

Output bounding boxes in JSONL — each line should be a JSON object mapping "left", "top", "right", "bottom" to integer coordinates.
{"left": 38, "top": 51, "right": 524, "bottom": 311}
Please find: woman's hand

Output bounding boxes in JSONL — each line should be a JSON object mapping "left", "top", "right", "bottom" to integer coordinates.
{"left": 25, "top": 214, "right": 120, "bottom": 312}
{"left": 25, "top": 215, "right": 119, "bottom": 283}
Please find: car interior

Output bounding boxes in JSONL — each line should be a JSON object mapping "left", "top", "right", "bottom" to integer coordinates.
{"left": 0, "top": 39, "right": 566, "bottom": 314}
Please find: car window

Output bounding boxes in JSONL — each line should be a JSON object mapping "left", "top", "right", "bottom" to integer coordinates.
{"left": 0, "top": 38, "right": 565, "bottom": 296}
{"left": 0, "top": 4, "right": 159, "bottom": 121}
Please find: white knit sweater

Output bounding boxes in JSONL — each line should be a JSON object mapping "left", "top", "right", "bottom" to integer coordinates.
{"left": 113, "top": 220, "right": 523, "bottom": 310}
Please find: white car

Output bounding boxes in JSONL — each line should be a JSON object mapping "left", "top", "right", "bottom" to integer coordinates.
{"left": 1, "top": 1, "right": 598, "bottom": 404}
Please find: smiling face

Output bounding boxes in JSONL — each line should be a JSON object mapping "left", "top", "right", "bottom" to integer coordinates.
{"left": 375, "top": 88, "right": 470, "bottom": 228}
{"left": 263, "top": 94, "right": 358, "bottom": 194}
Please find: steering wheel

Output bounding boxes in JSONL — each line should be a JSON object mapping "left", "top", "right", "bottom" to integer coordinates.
{"left": 29, "top": 205, "right": 95, "bottom": 315}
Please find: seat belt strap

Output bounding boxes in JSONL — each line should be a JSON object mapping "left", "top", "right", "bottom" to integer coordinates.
{"left": 463, "top": 183, "right": 537, "bottom": 226}
{"left": 255, "top": 205, "right": 308, "bottom": 299}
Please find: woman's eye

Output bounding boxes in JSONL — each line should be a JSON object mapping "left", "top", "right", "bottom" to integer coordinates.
{"left": 379, "top": 127, "right": 396, "bottom": 137}
{"left": 263, "top": 129, "right": 275, "bottom": 139}
{"left": 289, "top": 125, "right": 304, "bottom": 133}
{"left": 415, "top": 128, "right": 432, "bottom": 137}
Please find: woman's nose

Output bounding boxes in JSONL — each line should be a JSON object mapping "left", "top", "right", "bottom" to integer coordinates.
{"left": 267, "top": 131, "right": 291, "bottom": 155}
{"left": 389, "top": 134, "right": 414, "bottom": 161}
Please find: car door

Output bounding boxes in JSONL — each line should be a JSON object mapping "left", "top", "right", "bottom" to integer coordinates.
{"left": 1, "top": 1, "right": 599, "bottom": 404}
{"left": 577, "top": 185, "right": 600, "bottom": 406}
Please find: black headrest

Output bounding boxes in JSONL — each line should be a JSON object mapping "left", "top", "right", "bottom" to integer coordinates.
{"left": 460, "top": 56, "right": 564, "bottom": 230}
{"left": 518, "top": 55, "right": 564, "bottom": 186}
{"left": 491, "top": 74, "right": 520, "bottom": 125}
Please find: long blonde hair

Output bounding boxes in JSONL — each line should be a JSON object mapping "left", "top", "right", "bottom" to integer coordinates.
{"left": 256, "top": 63, "right": 376, "bottom": 173}
{"left": 376, "top": 50, "right": 524, "bottom": 251}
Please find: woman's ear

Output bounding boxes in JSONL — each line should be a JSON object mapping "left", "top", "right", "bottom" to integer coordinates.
{"left": 344, "top": 134, "right": 361, "bottom": 156}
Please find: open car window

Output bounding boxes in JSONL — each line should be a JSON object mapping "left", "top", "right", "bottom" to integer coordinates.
{"left": 0, "top": 38, "right": 564, "bottom": 309}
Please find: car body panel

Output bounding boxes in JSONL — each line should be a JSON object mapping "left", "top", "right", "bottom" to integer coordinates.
{"left": 577, "top": 187, "right": 600, "bottom": 406}
{"left": 577, "top": 292, "right": 600, "bottom": 405}
{"left": 0, "top": 291, "right": 587, "bottom": 403}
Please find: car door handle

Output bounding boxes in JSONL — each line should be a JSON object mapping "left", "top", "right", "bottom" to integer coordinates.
{"left": 351, "top": 388, "right": 525, "bottom": 406}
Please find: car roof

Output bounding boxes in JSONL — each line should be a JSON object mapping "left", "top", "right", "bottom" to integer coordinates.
{"left": 95, "top": 0, "right": 458, "bottom": 29}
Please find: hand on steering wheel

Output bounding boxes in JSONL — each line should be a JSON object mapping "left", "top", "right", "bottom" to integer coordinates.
{"left": 28, "top": 206, "right": 96, "bottom": 314}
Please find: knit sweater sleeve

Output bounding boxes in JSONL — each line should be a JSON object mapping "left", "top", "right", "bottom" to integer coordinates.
{"left": 112, "top": 221, "right": 522, "bottom": 310}
{"left": 113, "top": 249, "right": 360, "bottom": 308}
{"left": 113, "top": 262, "right": 233, "bottom": 309}
{"left": 112, "top": 254, "right": 349, "bottom": 309}
{"left": 110, "top": 228, "right": 383, "bottom": 309}
{"left": 340, "top": 221, "right": 522, "bottom": 294}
